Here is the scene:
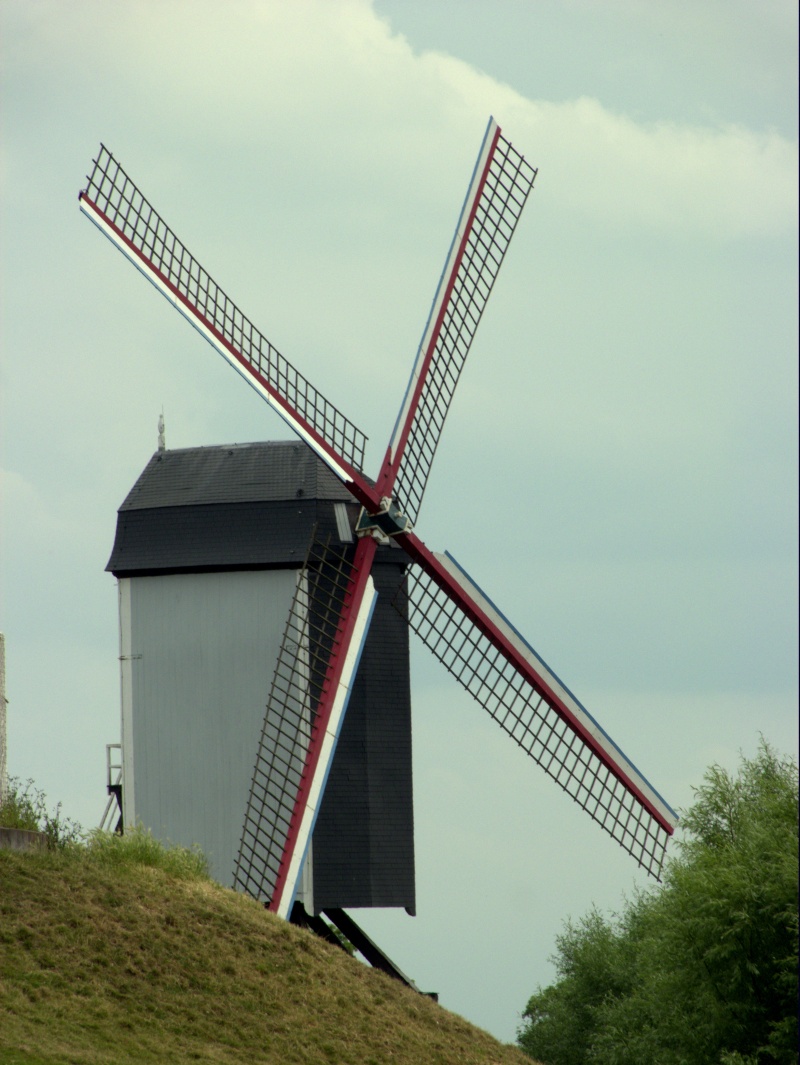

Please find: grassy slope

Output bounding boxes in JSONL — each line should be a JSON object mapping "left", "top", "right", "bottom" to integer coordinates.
{"left": 0, "top": 848, "right": 533, "bottom": 1065}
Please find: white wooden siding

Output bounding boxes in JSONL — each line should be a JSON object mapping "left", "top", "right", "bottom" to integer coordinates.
{"left": 123, "top": 569, "right": 297, "bottom": 885}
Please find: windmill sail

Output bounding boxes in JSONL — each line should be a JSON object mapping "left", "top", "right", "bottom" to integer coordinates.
{"left": 400, "top": 542, "right": 677, "bottom": 878}
{"left": 79, "top": 146, "right": 368, "bottom": 487}
{"left": 234, "top": 534, "right": 377, "bottom": 917}
{"left": 384, "top": 118, "right": 537, "bottom": 524}
{"left": 83, "top": 117, "right": 676, "bottom": 922}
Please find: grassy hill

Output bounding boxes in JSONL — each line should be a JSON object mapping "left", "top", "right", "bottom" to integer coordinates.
{"left": 0, "top": 838, "right": 533, "bottom": 1065}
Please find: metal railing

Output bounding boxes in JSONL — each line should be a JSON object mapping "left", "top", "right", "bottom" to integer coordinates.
{"left": 99, "top": 743, "right": 123, "bottom": 832}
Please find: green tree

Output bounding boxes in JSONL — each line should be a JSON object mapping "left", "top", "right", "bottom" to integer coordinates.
{"left": 517, "top": 740, "right": 798, "bottom": 1065}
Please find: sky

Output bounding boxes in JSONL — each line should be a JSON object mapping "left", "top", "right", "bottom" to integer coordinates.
{"left": 1, "top": 0, "right": 797, "bottom": 1045}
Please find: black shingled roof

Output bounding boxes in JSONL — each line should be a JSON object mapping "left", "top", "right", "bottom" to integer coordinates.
{"left": 118, "top": 441, "right": 353, "bottom": 509}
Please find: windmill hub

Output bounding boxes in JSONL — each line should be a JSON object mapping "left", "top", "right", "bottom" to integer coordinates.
{"left": 355, "top": 498, "right": 413, "bottom": 540}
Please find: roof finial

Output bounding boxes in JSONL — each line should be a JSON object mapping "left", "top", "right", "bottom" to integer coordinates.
{"left": 157, "top": 409, "right": 166, "bottom": 452}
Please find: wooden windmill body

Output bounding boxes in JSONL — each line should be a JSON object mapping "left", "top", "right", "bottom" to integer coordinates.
{"left": 107, "top": 440, "right": 414, "bottom": 914}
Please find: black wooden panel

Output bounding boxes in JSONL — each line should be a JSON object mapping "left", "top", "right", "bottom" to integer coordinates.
{"left": 312, "top": 561, "right": 415, "bottom": 913}
{"left": 106, "top": 500, "right": 344, "bottom": 574}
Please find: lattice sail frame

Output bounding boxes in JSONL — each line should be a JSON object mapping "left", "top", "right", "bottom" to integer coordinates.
{"left": 403, "top": 552, "right": 674, "bottom": 878}
{"left": 79, "top": 146, "right": 367, "bottom": 479}
{"left": 233, "top": 535, "right": 377, "bottom": 918}
{"left": 82, "top": 117, "right": 677, "bottom": 900}
{"left": 384, "top": 120, "right": 537, "bottom": 524}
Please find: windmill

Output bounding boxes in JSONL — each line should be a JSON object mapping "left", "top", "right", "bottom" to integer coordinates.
{"left": 80, "top": 118, "right": 677, "bottom": 931}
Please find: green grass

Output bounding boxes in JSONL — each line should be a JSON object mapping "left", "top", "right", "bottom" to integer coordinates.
{"left": 0, "top": 835, "right": 533, "bottom": 1064}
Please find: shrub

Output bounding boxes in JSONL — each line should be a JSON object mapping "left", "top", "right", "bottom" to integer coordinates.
{"left": 517, "top": 740, "right": 799, "bottom": 1065}
{"left": 0, "top": 776, "right": 83, "bottom": 848}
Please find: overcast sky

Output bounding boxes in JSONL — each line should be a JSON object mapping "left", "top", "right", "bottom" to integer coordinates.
{"left": 2, "top": 0, "right": 797, "bottom": 1044}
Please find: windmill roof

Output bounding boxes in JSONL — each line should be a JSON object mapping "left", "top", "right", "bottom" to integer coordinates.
{"left": 106, "top": 441, "right": 382, "bottom": 576}
{"left": 117, "top": 440, "right": 353, "bottom": 510}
